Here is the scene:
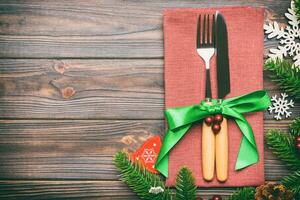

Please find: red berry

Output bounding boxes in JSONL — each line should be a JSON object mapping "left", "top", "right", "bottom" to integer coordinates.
{"left": 214, "top": 114, "right": 223, "bottom": 123}
{"left": 204, "top": 116, "right": 214, "bottom": 126}
{"left": 212, "top": 123, "right": 221, "bottom": 134}
{"left": 296, "top": 142, "right": 300, "bottom": 150}
{"left": 296, "top": 136, "right": 300, "bottom": 143}
{"left": 196, "top": 198, "right": 203, "bottom": 200}
{"left": 211, "top": 195, "right": 222, "bottom": 200}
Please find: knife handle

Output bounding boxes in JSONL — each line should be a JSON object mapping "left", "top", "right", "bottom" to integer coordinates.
{"left": 216, "top": 118, "right": 228, "bottom": 182}
{"left": 202, "top": 120, "right": 215, "bottom": 181}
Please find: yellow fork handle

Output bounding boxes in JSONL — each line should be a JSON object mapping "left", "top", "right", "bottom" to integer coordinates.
{"left": 202, "top": 121, "right": 215, "bottom": 181}
{"left": 216, "top": 118, "right": 228, "bottom": 182}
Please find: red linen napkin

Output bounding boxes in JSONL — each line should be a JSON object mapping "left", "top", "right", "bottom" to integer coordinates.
{"left": 164, "top": 7, "right": 265, "bottom": 187}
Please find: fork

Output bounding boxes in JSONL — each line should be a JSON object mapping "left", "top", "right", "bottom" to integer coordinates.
{"left": 197, "top": 14, "right": 215, "bottom": 99}
{"left": 196, "top": 14, "right": 216, "bottom": 182}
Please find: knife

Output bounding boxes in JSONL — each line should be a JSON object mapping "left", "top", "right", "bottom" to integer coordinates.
{"left": 215, "top": 12, "right": 230, "bottom": 182}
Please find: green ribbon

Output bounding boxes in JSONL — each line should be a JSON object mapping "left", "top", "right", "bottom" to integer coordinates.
{"left": 155, "top": 90, "right": 271, "bottom": 177}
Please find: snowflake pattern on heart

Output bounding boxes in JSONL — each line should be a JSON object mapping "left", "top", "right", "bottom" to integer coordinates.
{"left": 142, "top": 148, "right": 157, "bottom": 163}
{"left": 264, "top": 0, "right": 300, "bottom": 69}
{"left": 268, "top": 93, "right": 294, "bottom": 120}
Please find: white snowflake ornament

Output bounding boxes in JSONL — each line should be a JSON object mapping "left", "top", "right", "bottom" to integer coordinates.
{"left": 264, "top": 1, "right": 300, "bottom": 69}
{"left": 268, "top": 93, "right": 294, "bottom": 120}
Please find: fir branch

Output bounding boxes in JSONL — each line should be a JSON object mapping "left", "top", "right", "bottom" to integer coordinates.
{"left": 290, "top": 117, "right": 300, "bottom": 137}
{"left": 295, "top": 0, "right": 300, "bottom": 20}
{"left": 265, "top": 129, "right": 300, "bottom": 170}
{"left": 282, "top": 170, "right": 300, "bottom": 199}
{"left": 225, "top": 187, "right": 255, "bottom": 200}
{"left": 175, "top": 167, "right": 197, "bottom": 200}
{"left": 264, "top": 59, "right": 300, "bottom": 102}
{"left": 114, "top": 151, "right": 171, "bottom": 200}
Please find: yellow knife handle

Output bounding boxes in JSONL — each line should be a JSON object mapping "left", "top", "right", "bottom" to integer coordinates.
{"left": 202, "top": 121, "right": 215, "bottom": 181}
{"left": 216, "top": 118, "right": 228, "bottom": 182}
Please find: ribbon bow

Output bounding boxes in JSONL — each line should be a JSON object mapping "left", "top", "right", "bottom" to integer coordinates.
{"left": 155, "top": 90, "right": 271, "bottom": 177}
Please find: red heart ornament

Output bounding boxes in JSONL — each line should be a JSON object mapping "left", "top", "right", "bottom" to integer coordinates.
{"left": 131, "top": 136, "right": 162, "bottom": 174}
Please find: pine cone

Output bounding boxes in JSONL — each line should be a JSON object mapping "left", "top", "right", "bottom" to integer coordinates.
{"left": 255, "top": 182, "right": 294, "bottom": 200}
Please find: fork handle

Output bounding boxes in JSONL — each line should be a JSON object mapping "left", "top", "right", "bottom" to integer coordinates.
{"left": 202, "top": 119, "right": 215, "bottom": 181}
{"left": 205, "top": 69, "right": 212, "bottom": 98}
{"left": 216, "top": 118, "right": 228, "bottom": 182}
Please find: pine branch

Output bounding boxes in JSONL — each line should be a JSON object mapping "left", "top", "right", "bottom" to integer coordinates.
{"left": 265, "top": 129, "right": 300, "bottom": 170}
{"left": 290, "top": 117, "right": 300, "bottom": 137}
{"left": 175, "top": 167, "right": 197, "bottom": 200}
{"left": 282, "top": 170, "right": 300, "bottom": 199}
{"left": 225, "top": 187, "right": 255, "bottom": 200}
{"left": 264, "top": 59, "right": 300, "bottom": 102}
{"left": 295, "top": 0, "right": 300, "bottom": 20}
{"left": 114, "top": 151, "right": 171, "bottom": 200}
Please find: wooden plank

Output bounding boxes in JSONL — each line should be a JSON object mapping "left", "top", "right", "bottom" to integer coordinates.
{"left": 0, "top": 59, "right": 164, "bottom": 119}
{"left": 0, "top": 119, "right": 291, "bottom": 181}
{"left": 0, "top": 180, "right": 139, "bottom": 200}
{"left": 0, "top": 59, "right": 298, "bottom": 119}
{"left": 0, "top": 180, "right": 252, "bottom": 199}
{"left": 0, "top": 0, "right": 290, "bottom": 58}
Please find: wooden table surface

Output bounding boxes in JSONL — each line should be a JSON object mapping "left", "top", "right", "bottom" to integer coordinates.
{"left": 0, "top": 1, "right": 299, "bottom": 199}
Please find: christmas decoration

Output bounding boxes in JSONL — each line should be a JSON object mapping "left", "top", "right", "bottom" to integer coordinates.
{"left": 114, "top": 151, "right": 171, "bottom": 200}
{"left": 265, "top": 129, "right": 300, "bottom": 170}
{"left": 131, "top": 136, "right": 162, "bottom": 174}
{"left": 296, "top": 136, "right": 300, "bottom": 150}
{"left": 282, "top": 170, "right": 300, "bottom": 199}
{"left": 204, "top": 114, "right": 224, "bottom": 134}
{"left": 156, "top": 90, "right": 270, "bottom": 177}
{"left": 225, "top": 187, "right": 255, "bottom": 200}
{"left": 268, "top": 93, "right": 294, "bottom": 120}
{"left": 265, "top": 117, "right": 300, "bottom": 198}
{"left": 204, "top": 116, "right": 214, "bottom": 126}
{"left": 149, "top": 186, "right": 164, "bottom": 194}
{"left": 264, "top": 1, "right": 300, "bottom": 68}
{"left": 211, "top": 195, "right": 222, "bottom": 200}
{"left": 264, "top": 59, "right": 300, "bottom": 102}
{"left": 212, "top": 123, "right": 221, "bottom": 134}
{"left": 175, "top": 167, "right": 197, "bottom": 200}
{"left": 255, "top": 182, "right": 293, "bottom": 200}
{"left": 290, "top": 117, "right": 300, "bottom": 136}
{"left": 214, "top": 114, "right": 223, "bottom": 123}
{"left": 295, "top": 0, "right": 300, "bottom": 19}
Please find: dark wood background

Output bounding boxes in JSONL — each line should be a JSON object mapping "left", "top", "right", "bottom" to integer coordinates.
{"left": 0, "top": 1, "right": 298, "bottom": 199}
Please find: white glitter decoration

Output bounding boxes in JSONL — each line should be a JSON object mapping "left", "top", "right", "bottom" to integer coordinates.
{"left": 264, "top": 1, "right": 300, "bottom": 69}
{"left": 268, "top": 93, "right": 294, "bottom": 120}
{"left": 149, "top": 186, "right": 164, "bottom": 194}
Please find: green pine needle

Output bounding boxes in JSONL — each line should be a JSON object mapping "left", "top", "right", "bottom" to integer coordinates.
{"left": 264, "top": 59, "right": 300, "bottom": 102}
{"left": 225, "top": 187, "right": 255, "bottom": 200}
{"left": 290, "top": 117, "right": 300, "bottom": 137}
{"left": 175, "top": 167, "right": 197, "bottom": 200}
{"left": 282, "top": 170, "right": 300, "bottom": 199}
{"left": 295, "top": 0, "right": 300, "bottom": 20}
{"left": 265, "top": 129, "right": 300, "bottom": 170}
{"left": 114, "top": 151, "right": 171, "bottom": 200}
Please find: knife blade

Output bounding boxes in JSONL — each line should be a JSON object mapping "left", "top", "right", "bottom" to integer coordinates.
{"left": 216, "top": 12, "right": 230, "bottom": 99}
{"left": 215, "top": 12, "right": 230, "bottom": 182}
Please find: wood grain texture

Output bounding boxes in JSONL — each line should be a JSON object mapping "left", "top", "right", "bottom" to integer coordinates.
{"left": 0, "top": 119, "right": 291, "bottom": 181}
{"left": 0, "top": 0, "right": 298, "bottom": 199}
{"left": 0, "top": 180, "right": 248, "bottom": 199}
{"left": 0, "top": 59, "right": 298, "bottom": 119}
{"left": 0, "top": 180, "right": 139, "bottom": 200}
{"left": 0, "top": 0, "right": 290, "bottom": 58}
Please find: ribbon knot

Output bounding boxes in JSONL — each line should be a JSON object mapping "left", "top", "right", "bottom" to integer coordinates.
{"left": 200, "top": 100, "right": 223, "bottom": 113}
{"left": 155, "top": 90, "right": 271, "bottom": 177}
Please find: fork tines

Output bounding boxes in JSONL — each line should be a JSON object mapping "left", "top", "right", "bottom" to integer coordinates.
{"left": 197, "top": 14, "right": 215, "bottom": 48}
